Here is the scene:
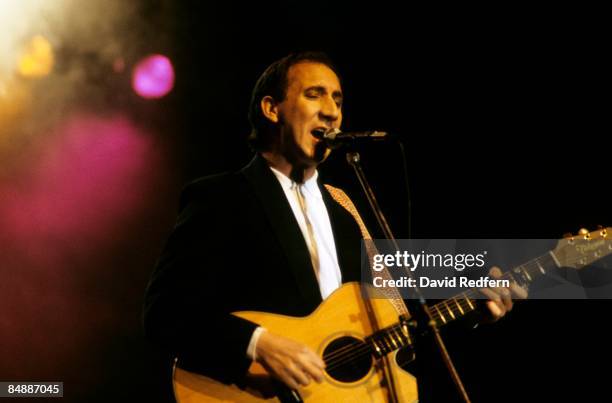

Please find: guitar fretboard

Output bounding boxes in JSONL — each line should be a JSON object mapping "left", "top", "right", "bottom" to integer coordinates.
{"left": 428, "top": 251, "right": 559, "bottom": 327}
{"left": 356, "top": 230, "right": 609, "bottom": 362}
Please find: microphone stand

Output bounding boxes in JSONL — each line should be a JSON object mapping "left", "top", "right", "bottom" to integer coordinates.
{"left": 345, "top": 150, "right": 472, "bottom": 403}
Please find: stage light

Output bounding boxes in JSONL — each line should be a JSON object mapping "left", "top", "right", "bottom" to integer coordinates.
{"left": 131, "top": 54, "right": 174, "bottom": 99}
{"left": 17, "top": 35, "right": 54, "bottom": 78}
{"left": 0, "top": 113, "right": 159, "bottom": 245}
{"left": 0, "top": 78, "right": 31, "bottom": 131}
{"left": 113, "top": 57, "right": 126, "bottom": 73}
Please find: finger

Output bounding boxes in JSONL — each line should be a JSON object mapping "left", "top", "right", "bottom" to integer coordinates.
{"left": 496, "top": 286, "right": 513, "bottom": 311}
{"left": 286, "top": 362, "right": 310, "bottom": 387}
{"left": 490, "top": 268, "right": 527, "bottom": 301}
{"left": 487, "top": 267, "right": 513, "bottom": 310}
{"left": 302, "top": 347, "right": 325, "bottom": 369}
{"left": 314, "top": 354, "right": 326, "bottom": 369}
{"left": 480, "top": 288, "right": 506, "bottom": 317}
{"left": 486, "top": 300, "right": 504, "bottom": 318}
{"left": 301, "top": 359, "right": 325, "bottom": 383}
{"left": 484, "top": 267, "right": 512, "bottom": 309}
{"left": 299, "top": 348, "right": 325, "bottom": 382}
{"left": 494, "top": 295, "right": 507, "bottom": 316}
{"left": 509, "top": 282, "right": 528, "bottom": 299}
{"left": 479, "top": 287, "right": 501, "bottom": 304}
{"left": 489, "top": 266, "right": 503, "bottom": 278}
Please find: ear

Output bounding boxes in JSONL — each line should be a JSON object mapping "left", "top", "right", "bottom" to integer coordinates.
{"left": 260, "top": 96, "right": 280, "bottom": 123}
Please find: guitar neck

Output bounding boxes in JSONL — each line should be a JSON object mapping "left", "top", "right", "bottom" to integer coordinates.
{"left": 428, "top": 250, "right": 560, "bottom": 327}
{"left": 366, "top": 250, "right": 565, "bottom": 358}
{"left": 359, "top": 229, "right": 610, "bottom": 362}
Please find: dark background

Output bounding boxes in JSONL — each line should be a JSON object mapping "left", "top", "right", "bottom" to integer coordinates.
{"left": 1, "top": 1, "right": 609, "bottom": 402}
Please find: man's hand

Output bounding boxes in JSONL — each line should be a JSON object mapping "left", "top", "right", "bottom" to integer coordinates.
{"left": 255, "top": 331, "right": 325, "bottom": 390}
{"left": 479, "top": 266, "right": 528, "bottom": 322}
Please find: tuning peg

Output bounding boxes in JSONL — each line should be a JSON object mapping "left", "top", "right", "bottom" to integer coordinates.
{"left": 563, "top": 232, "right": 574, "bottom": 239}
{"left": 579, "top": 228, "right": 592, "bottom": 240}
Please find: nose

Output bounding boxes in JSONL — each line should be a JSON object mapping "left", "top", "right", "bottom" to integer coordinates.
{"left": 319, "top": 96, "right": 341, "bottom": 123}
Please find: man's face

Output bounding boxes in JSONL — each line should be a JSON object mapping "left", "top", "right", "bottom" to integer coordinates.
{"left": 274, "top": 61, "right": 343, "bottom": 166}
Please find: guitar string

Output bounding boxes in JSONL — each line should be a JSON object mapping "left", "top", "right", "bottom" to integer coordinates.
{"left": 324, "top": 317, "right": 436, "bottom": 369}
{"left": 323, "top": 340, "right": 368, "bottom": 362}
{"left": 324, "top": 269, "right": 511, "bottom": 364}
{"left": 324, "top": 253, "right": 596, "bottom": 371}
{"left": 323, "top": 321, "right": 423, "bottom": 369}
{"left": 325, "top": 300, "right": 483, "bottom": 370}
{"left": 325, "top": 344, "right": 377, "bottom": 371}
{"left": 324, "top": 300, "right": 475, "bottom": 368}
{"left": 322, "top": 324, "right": 408, "bottom": 362}
{"left": 322, "top": 298, "right": 471, "bottom": 363}
{"left": 325, "top": 288, "right": 500, "bottom": 366}
{"left": 325, "top": 274, "right": 517, "bottom": 366}
{"left": 322, "top": 313, "right": 486, "bottom": 369}
{"left": 324, "top": 255, "right": 588, "bottom": 369}
{"left": 404, "top": 249, "right": 586, "bottom": 326}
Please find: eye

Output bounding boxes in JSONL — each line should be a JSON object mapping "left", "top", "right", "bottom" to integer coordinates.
{"left": 333, "top": 93, "right": 344, "bottom": 108}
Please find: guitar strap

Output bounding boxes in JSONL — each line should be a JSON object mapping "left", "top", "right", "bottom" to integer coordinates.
{"left": 325, "top": 184, "right": 409, "bottom": 315}
{"left": 325, "top": 184, "right": 407, "bottom": 403}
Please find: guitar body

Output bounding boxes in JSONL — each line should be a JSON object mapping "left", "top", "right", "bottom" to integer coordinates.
{"left": 173, "top": 282, "right": 418, "bottom": 402}
{"left": 173, "top": 228, "right": 612, "bottom": 402}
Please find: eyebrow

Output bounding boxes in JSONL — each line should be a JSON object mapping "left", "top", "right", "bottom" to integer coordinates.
{"left": 305, "top": 86, "right": 344, "bottom": 103}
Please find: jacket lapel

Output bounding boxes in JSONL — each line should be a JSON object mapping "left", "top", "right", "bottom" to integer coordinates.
{"left": 241, "top": 155, "right": 322, "bottom": 309}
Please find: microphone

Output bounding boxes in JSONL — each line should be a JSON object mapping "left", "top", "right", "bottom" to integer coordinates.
{"left": 312, "top": 128, "right": 390, "bottom": 148}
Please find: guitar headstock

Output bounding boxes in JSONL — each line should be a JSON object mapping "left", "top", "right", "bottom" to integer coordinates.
{"left": 553, "top": 227, "right": 611, "bottom": 270}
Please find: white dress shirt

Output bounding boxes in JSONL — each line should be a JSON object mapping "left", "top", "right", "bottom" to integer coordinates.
{"left": 246, "top": 166, "right": 343, "bottom": 360}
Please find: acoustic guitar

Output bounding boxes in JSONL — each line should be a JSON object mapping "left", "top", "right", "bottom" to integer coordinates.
{"left": 173, "top": 228, "right": 611, "bottom": 402}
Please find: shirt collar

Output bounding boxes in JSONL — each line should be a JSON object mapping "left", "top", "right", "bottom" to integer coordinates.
{"left": 268, "top": 166, "right": 321, "bottom": 198}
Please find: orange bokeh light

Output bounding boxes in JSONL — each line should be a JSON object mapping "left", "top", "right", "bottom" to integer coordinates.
{"left": 17, "top": 35, "right": 54, "bottom": 78}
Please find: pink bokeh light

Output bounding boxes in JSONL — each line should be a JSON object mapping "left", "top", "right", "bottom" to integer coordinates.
{"left": 0, "top": 112, "right": 170, "bottom": 379}
{"left": 131, "top": 54, "right": 175, "bottom": 99}
{"left": 0, "top": 113, "right": 159, "bottom": 260}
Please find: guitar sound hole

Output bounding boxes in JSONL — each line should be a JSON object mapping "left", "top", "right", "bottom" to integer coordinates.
{"left": 322, "top": 336, "right": 372, "bottom": 383}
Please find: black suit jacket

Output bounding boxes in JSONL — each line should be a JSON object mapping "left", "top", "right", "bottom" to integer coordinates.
{"left": 143, "top": 154, "right": 364, "bottom": 384}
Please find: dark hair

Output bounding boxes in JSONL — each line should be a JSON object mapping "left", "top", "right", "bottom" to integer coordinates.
{"left": 247, "top": 52, "right": 340, "bottom": 151}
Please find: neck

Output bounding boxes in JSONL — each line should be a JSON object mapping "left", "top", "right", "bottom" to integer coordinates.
{"left": 261, "top": 152, "right": 317, "bottom": 183}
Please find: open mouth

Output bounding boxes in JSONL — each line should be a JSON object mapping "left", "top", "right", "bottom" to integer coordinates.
{"left": 311, "top": 128, "right": 327, "bottom": 139}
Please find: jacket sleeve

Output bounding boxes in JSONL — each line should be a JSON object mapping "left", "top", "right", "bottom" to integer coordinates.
{"left": 143, "top": 193, "right": 258, "bottom": 385}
